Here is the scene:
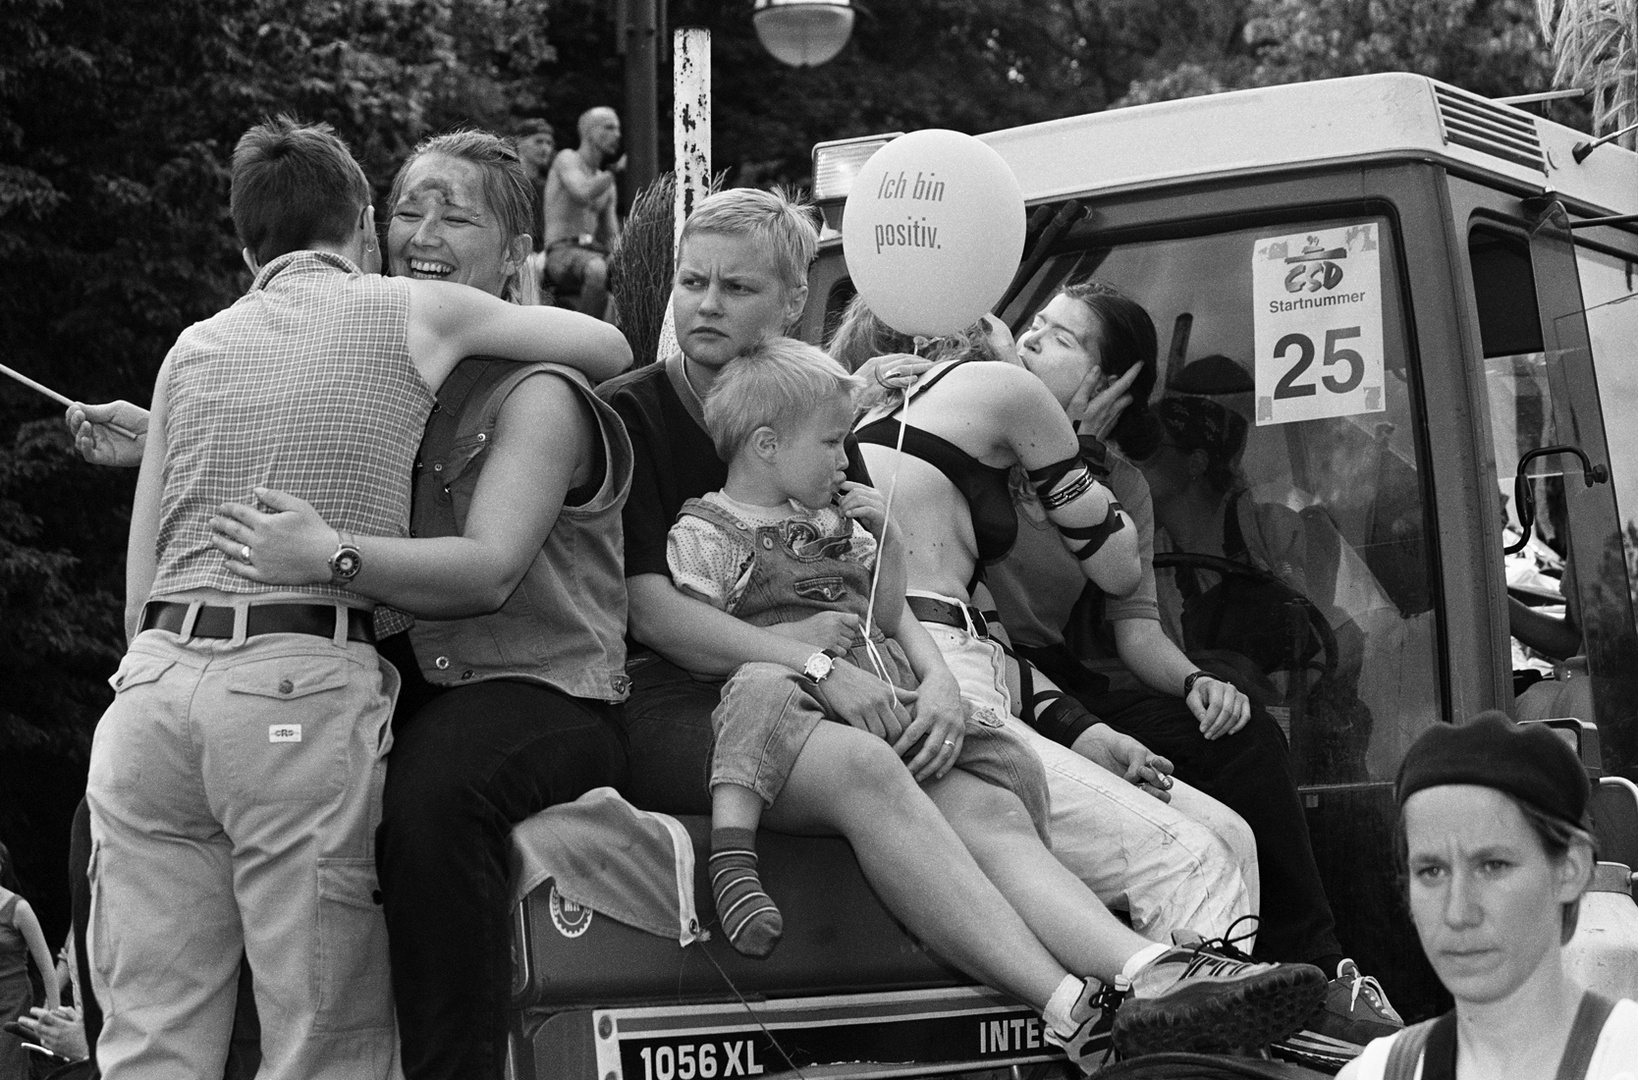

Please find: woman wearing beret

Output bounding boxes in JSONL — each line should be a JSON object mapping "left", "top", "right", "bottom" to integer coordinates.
{"left": 1339, "top": 711, "right": 1638, "bottom": 1079}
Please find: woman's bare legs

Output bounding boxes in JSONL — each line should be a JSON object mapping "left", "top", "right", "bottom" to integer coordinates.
{"left": 762, "top": 722, "right": 1070, "bottom": 1009}
{"left": 927, "top": 769, "right": 1157, "bottom": 983}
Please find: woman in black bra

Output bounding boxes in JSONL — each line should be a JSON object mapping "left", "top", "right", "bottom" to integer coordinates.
{"left": 833, "top": 295, "right": 1266, "bottom": 953}
{"left": 982, "top": 281, "right": 1402, "bottom": 1045}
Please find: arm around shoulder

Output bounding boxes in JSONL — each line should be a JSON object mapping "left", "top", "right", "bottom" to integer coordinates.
{"left": 406, "top": 280, "right": 632, "bottom": 390}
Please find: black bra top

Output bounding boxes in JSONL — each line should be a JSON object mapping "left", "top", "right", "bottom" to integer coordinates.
{"left": 854, "top": 360, "right": 1019, "bottom": 565}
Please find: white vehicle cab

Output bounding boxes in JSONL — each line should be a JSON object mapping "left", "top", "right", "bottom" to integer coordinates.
{"left": 509, "top": 73, "right": 1638, "bottom": 1079}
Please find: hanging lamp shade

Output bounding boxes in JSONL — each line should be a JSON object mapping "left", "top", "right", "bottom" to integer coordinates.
{"left": 753, "top": 0, "right": 855, "bottom": 68}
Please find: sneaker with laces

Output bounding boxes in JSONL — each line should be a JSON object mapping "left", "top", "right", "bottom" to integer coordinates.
{"left": 1302, "top": 958, "right": 1405, "bottom": 1045}
{"left": 1110, "top": 931, "right": 1328, "bottom": 1057}
{"left": 1042, "top": 978, "right": 1119, "bottom": 1074}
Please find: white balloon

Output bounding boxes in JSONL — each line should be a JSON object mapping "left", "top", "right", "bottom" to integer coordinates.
{"left": 841, "top": 129, "right": 1025, "bottom": 338}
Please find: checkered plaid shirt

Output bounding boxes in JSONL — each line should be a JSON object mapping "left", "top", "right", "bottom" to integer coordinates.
{"left": 151, "top": 251, "right": 433, "bottom": 634}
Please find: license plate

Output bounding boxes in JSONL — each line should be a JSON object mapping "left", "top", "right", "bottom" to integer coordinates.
{"left": 593, "top": 986, "right": 1080, "bottom": 1080}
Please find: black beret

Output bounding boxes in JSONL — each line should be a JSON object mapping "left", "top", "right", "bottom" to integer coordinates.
{"left": 1395, "top": 710, "right": 1590, "bottom": 829}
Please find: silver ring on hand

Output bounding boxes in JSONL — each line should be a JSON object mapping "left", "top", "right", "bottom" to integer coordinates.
{"left": 942, "top": 739, "right": 955, "bottom": 747}
{"left": 877, "top": 366, "right": 917, "bottom": 391}
{"left": 240, "top": 544, "right": 252, "bottom": 564}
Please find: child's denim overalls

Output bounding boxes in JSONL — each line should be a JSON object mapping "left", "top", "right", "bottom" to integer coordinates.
{"left": 681, "top": 496, "right": 1051, "bottom": 841}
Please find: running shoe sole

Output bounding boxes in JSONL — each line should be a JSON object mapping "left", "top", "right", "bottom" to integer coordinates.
{"left": 1110, "top": 962, "right": 1327, "bottom": 1057}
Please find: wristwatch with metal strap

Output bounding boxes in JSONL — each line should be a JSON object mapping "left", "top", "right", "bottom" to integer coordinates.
{"left": 328, "top": 529, "right": 363, "bottom": 587}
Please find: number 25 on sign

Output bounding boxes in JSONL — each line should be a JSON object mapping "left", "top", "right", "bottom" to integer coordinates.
{"left": 1252, "top": 223, "right": 1386, "bottom": 427}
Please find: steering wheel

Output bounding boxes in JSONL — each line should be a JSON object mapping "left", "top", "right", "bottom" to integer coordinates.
{"left": 1152, "top": 551, "right": 1338, "bottom": 680}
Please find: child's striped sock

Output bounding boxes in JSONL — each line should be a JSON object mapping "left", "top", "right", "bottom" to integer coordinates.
{"left": 709, "top": 826, "right": 783, "bottom": 958}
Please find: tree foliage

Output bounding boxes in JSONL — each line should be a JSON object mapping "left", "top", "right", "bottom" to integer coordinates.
{"left": 1119, "top": 0, "right": 1553, "bottom": 105}
{"left": 0, "top": 0, "right": 581, "bottom": 751}
{"left": 1537, "top": 0, "right": 1638, "bottom": 142}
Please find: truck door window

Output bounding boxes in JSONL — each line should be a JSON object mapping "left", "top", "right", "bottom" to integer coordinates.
{"left": 1011, "top": 213, "right": 1442, "bottom": 785}
{"left": 1469, "top": 213, "right": 1638, "bottom": 772}
{"left": 1576, "top": 247, "right": 1638, "bottom": 543}
{"left": 1574, "top": 248, "right": 1638, "bottom": 770}
{"left": 1468, "top": 224, "right": 1580, "bottom": 681}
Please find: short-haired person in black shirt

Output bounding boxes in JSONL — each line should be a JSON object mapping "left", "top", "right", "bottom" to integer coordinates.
{"left": 598, "top": 188, "right": 1330, "bottom": 1067}
{"left": 599, "top": 189, "right": 907, "bottom": 811}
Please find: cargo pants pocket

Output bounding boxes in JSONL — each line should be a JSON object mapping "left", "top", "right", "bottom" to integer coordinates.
{"left": 92, "top": 652, "right": 178, "bottom": 792}
{"left": 86, "top": 840, "right": 114, "bottom": 1011}
{"left": 224, "top": 658, "right": 353, "bottom": 803}
{"left": 314, "top": 857, "right": 394, "bottom": 1032}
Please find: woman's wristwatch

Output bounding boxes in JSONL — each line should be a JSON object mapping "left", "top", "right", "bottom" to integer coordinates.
{"left": 328, "top": 530, "right": 363, "bottom": 587}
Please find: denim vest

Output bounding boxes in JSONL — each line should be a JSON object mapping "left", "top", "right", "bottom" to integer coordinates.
{"left": 678, "top": 496, "right": 899, "bottom": 666}
{"left": 409, "top": 358, "right": 633, "bottom": 702}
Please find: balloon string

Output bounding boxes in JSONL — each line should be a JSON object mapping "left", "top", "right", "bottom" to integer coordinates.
{"left": 859, "top": 371, "right": 914, "bottom": 685}
{"left": 697, "top": 943, "right": 808, "bottom": 1078}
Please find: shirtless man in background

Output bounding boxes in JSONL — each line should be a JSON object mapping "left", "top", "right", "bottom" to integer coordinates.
{"left": 543, "top": 106, "right": 623, "bottom": 318}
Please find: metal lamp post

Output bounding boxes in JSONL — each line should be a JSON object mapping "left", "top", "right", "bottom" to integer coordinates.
{"left": 620, "top": 0, "right": 661, "bottom": 196}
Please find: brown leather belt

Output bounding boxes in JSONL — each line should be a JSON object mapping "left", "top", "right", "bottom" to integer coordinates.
{"left": 905, "top": 595, "right": 990, "bottom": 639}
{"left": 140, "top": 601, "right": 376, "bottom": 644}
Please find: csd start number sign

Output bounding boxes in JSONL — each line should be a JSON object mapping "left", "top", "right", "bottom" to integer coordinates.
{"left": 1252, "top": 223, "right": 1386, "bottom": 427}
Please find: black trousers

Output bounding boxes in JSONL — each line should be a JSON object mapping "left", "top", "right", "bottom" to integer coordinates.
{"left": 617, "top": 651, "right": 721, "bottom": 815}
{"left": 376, "top": 677, "right": 628, "bottom": 1080}
{"left": 1019, "top": 647, "right": 1342, "bottom": 967}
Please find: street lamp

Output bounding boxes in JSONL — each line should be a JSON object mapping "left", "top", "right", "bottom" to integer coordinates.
{"left": 753, "top": 0, "right": 855, "bottom": 68}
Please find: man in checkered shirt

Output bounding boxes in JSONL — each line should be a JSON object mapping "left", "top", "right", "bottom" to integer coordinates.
{"left": 83, "top": 116, "right": 630, "bottom": 1080}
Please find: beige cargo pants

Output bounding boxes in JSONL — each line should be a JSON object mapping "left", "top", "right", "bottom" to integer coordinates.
{"left": 86, "top": 611, "right": 401, "bottom": 1080}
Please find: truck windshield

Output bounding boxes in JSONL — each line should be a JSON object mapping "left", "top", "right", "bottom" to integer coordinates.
{"left": 1009, "top": 212, "right": 1441, "bottom": 786}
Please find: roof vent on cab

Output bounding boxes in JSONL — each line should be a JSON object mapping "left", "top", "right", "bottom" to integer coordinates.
{"left": 1433, "top": 83, "right": 1546, "bottom": 173}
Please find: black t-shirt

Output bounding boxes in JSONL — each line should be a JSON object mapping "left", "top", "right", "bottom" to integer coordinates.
{"left": 597, "top": 358, "right": 871, "bottom": 581}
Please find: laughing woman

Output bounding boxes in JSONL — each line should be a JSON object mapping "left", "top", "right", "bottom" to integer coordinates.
{"left": 210, "top": 130, "right": 633, "bottom": 1080}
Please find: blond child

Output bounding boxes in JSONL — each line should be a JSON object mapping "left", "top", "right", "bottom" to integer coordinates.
{"left": 666, "top": 338, "right": 1050, "bottom": 957}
